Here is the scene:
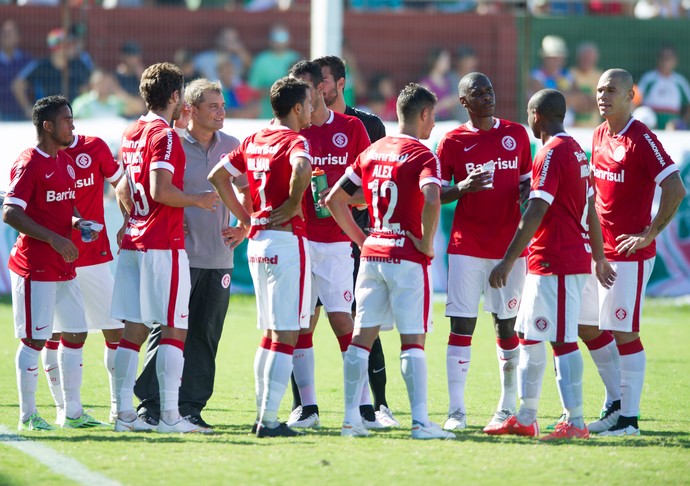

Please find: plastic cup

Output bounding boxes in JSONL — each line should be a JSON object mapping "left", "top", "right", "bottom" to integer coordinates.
{"left": 482, "top": 162, "right": 495, "bottom": 189}
{"left": 80, "top": 221, "right": 93, "bottom": 243}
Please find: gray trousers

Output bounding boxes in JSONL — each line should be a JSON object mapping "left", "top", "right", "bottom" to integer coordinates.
{"left": 134, "top": 267, "right": 232, "bottom": 418}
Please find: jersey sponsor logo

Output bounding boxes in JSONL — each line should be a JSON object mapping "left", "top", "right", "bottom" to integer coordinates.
{"left": 74, "top": 153, "right": 92, "bottom": 169}
{"left": 121, "top": 137, "right": 145, "bottom": 150}
{"left": 613, "top": 145, "right": 626, "bottom": 163}
{"left": 372, "top": 164, "right": 393, "bottom": 179}
{"left": 164, "top": 129, "right": 174, "bottom": 161}
{"left": 75, "top": 173, "right": 95, "bottom": 188}
{"left": 46, "top": 189, "right": 76, "bottom": 202}
{"left": 501, "top": 136, "right": 517, "bottom": 151}
{"left": 67, "top": 165, "right": 76, "bottom": 179}
{"left": 248, "top": 158, "right": 270, "bottom": 171}
{"left": 537, "top": 150, "right": 553, "bottom": 188}
{"left": 463, "top": 143, "right": 478, "bottom": 152}
{"left": 615, "top": 308, "right": 627, "bottom": 321}
{"left": 248, "top": 255, "right": 279, "bottom": 264}
{"left": 643, "top": 133, "right": 666, "bottom": 167}
{"left": 507, "top": 298, "right": 518, "bottom": 310}
{"left": 535, "top": 317, "right": 548, "bottom": 331}
{"left": 221, "top": 273, "right": 231, "bottom": 289}
{"left": 361, "top": 255, "right": 401, "bottom": 264}
{"left": 593, "top": 167, "right": 625, "bottom": 183}
{"left": 313, "top": 154, "right": 348, "bottom": 165}
{"left": 370, "top": 151, "right": 409, "bottom": 163}
{"left": 465, "top": 156, "right": 518, "bottom": 175}
{"left": 332, "top": 132, "right": 348, "bottom": 148}
{"left": 45, "top": 171, "right": 55, "bottom": 179}
{"left": 250, "top": 214, "right": 274, "bottom": 226}
{"left": 246, "top": 142, "right": 278, "bottom": 155}
{"left": 580, "top": 164, "right": 590, "bottom": 178}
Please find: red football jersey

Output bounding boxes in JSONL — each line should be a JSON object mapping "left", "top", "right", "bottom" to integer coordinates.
{"left": 528, "top": 134, "right": 592, "bottom": 276}
{"left": 301, "top": 110, "right": 370, "bottom": 243}
{"left": 438, "top": 118, "right": 532, "bottom": 258}
{"left": 346, "top": 134, "right": 442, "bottom": 265}
{"left": 64, "top": 134, "right": 122, "bottom": 266}
{"left": 120, "top": 113, "right": 186, "bottom": 251}
{"left": 4, "top": 147, "right": 77, "bottom": 281}
{"left": 221, "top": 125, "right": 312, "bottom": 238}
{"left": 592, "top": 118, "right": 678, "bottom": 262}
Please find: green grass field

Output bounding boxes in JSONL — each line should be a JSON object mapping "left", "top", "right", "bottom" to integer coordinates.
{"left": 1, "top": 294, "right": 689, "bottom": 485}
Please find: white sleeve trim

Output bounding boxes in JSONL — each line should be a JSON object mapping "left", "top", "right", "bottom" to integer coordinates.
{"left": 106, "top": 166, "right": 123, "bottom": 183}
{"left": 290, "top": 152, "right": 312, "bottom": 166}
{"left": 222, "top": 160, "right": 243, "bottom": 178}
{"left": 519, "top": 172, "right": 531, "bottom": 182}
{"left": 529, "top": 190, "right": 554, "bottom": 206}
{"left": 420, "top": 177, "right": 442, "bottom": 189}
{"left": 3, "top": 196, "right": 27, "bottom": 210}
{"left": 587, "top": 186, "right": 594, "bottom": 198}
{"left": 345, "top": 166, "right": 362, "bottom": 186}
{"left": 441, "top": 179, "right": 452, "bottom": 187}
{"left": 654, "top": 165, "right": 679, "bottom": 185}
{"left": 150, "top": 161, "right": 175, "bottom": 173}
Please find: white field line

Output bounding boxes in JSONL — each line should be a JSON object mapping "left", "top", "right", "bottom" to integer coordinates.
{"left": 0, "top": 425, "right": 121, "bottom": 486}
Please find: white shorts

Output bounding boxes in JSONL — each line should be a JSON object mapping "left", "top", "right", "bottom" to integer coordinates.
{"left": 599, "top": 258, "right": 655, "bottom": 333}
{"left": 11, "top": 271, "right": 88, "bottom": 340}
{"left": 111, "top": 249, "right": 191, "bottom": 329}
{"left": 516, "top": 273, "right": 588, "bottom": 343}
{"left": 309, "top": 241, "right": 354, "bottom": 314}
{"left": 354, "top": 258, "right": 433, "bottom": 335}
{"left": 446, "top": 254, "right": 526, "bottom": 320}
{"left": 76, "top": 262, "right": 123, "bottom": 331}
{"left": 578, "top": 272, "right": 600, "bottom": 326}
{"left": 248, "top": 230, "right": 311, "bottom": 331}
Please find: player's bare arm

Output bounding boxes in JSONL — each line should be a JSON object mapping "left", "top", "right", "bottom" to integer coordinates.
{"left": 208, "top": 166, "right": 251, "bottom": 228}
{"left": 71, "top": 207, "right": 100, "bottom": 243}
{"left": 406, "top": 183, "right": 440, "bottom": 258}
{"left": 587, "top": 195, "right": 616, "bottom": 289}
{"left": 615, "top": 172, "right": 686, "bottom": 257}
{"left": 221, "top": 185, "right": 252, "bottom": 249}
{"left": 489, "top": 198, "right": 549, "bottom": 289}
{"left": 151, "top": 168, "right": 219, "bottom": 210}
{"left": 519, "top": 179, "right": 531, "bottom": 205}
{"left": 440, "top": 167, "right": 491, "bottom": 204}
{"left": 3, "top": 204, "right": 79, "bottom": 263}
{"left": 269, "top": 156, "right": 311, "bottom": 226}
{"left": 326, "top": 175, "right": 367, "bottom": 248}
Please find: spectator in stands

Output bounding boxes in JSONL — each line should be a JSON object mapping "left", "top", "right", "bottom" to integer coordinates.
{"left": 72, "top": 69, "right": 145, "bottom": 119}
{"left": 634, "top": 0, "right": 683, "bottom": 18}
{"left": 193, "top": 27, "right": 252, "bottom": 84}
{"left": 638, "top": 46, "right": 690, "bottom": 130}
{"left": 365, "top": 72, "right": 397, "bottom": 121}
{"left": 174, "top": 48, "right": 203, "bottom": 83}
{"left": 420, "top": 47, "right": 457, "bottom": 121}
{"left": 217, "top": 55, "right": 260, "bottom": 119}
{"left": 349, "top": 0, "right": 403, "bottom": 9}
{"left": 342, "top": 42, "right": 366, "bottom": 107}
{"left": 0, "top": 20, "right": 32, "bottom": 121}
{"left": 11, "top": 28, "right": 92, "bottom": 120}
{"left": 528, "top": 35, "right": 576, "bottom": 125}
{"left": 247, "top": 24, "right": 300, "bottom": 118}
{"left": 569, "top": 41, "right": 603, "bottom": 127}
{"left": 116, "top": 41, "right": 145, "bottom": 97}
{"left": 448, "top": 45, "right": 478, "bottom": 123}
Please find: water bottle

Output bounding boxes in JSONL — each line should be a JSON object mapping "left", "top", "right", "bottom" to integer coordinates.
{"left": 311, "top": 168, "right": 331, "bottom": 218}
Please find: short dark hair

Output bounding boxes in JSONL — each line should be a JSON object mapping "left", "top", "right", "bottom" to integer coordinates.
{"left": 458, "top": 72, "right": 491, "bottom": 97}
{"left": 139, "top": 62, "right": 184, "bottom": 112}
{"left": 288, "top": 60, "right": 324, "bottom": 86}
{"left": 270, "top": 76, "right": 310, "bottom": 118}
{"left": 32, "top": 95, "right": 71, "bottom": 135}
{"left": 396, "top": 83, "right": 437, "bottom": 122}
{"left": 528, "top": 89, "right": 566, "bottom": 122}
{"left": 313, "top": 56, "right": 346, "bottom": 82}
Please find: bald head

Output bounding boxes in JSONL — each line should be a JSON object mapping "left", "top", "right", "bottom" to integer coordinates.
{"left": 458, "top": 72, "right": 490, "bottom": 97}
{"left": 600, "top": 69, "right": 633, "bottom": 91}
{"left": 528, "top": 89, "right": 566, "bottom": 122}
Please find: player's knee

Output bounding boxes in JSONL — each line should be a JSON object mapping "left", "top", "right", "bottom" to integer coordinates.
{"left": 450, "top": 316, "right": 476, "bottom": 335}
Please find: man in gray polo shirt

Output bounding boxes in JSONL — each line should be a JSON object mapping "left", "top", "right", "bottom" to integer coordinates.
{"left": 133, "top": 79, "right": 250, "bottom": 430}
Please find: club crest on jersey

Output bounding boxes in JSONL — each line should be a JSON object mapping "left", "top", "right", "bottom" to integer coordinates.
{"left": 535, "top": 317, "right": 548, "bottom": 331}
{"left": 75, "top": 153, "right": 92, "bottom": 169}
{"left": 67, "top": 165, "right": 76, "bottom": 179}
{"left": 332, "top": 132, "right": 348, "bottom": 148}
{"left": 221, "top": 273, "right": 231, "bottom": 289}
{"left": 507, "top": 298, "right": 518, "bottom": 310}
{"left": 615, "top": 308, "right": 627, "bottom": 321}
{"left": 501, "top": 136, "right": 517, "bottom": 151}
{"left": 343, "top": 290, "right": 353, "bottom": 302}
{"left": 613, "top": 145, "right": 625, "bottom": 162}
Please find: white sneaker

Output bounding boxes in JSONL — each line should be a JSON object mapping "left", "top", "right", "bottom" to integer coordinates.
{"left": 341, "top": 421, "right": 370, "bottom": 437}
{"left": 598, "top": 424, "right": 640, "bottom": 437}
{"left": 287, "top": 406, "right": 302, "bottom": 425}
{"left": 588, "top": 401, "right": 621, "bottom": 433}
{"left": 287, "top": 411, "right": 320, "bottom": 429}
{"left": 412, "top": 422, "right": 456, "bottom": 440}
{"left": 114, "top": 416, "right": 156, "bottom": 432}
{"left": 483, "top": 409, "right": 515, "bottom": 432}
{"left": 443, "top": 409, "right": 467, "bottom": 430}
{"left": 375, "top": 405, "right": 400, "bottom": 428}
{"left": 158, "top": 416, "right": 212, "bottom": 434}
{"left": 362, "top": 416, "right": 385, "bottom": 429}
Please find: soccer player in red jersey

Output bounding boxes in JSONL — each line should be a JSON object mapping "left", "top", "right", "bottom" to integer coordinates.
{"left": 209, "top": 76, "right": 314, "bottom": 438}
{"left": 39, "top": 133, "right": 124, "bottom": 425}
{"left": 111, "top": 63, "right": 218, "bottom": 434}
{"left": 327, "top": 83, "right": 454, "bottom": 440}
{"left": 487, "top": 89, "right": 615, "bottom": 440}
{"left": 3, "top": 95, "right": 100, "bottom": 431}
{"left": 584, "top": 69, "right": 685, "bottom": 436}
{"left": 285, "top": 60, "right": 378, "bottom": 429}
{"left": 436, "top": 73, "right": 532, "bottom": 432}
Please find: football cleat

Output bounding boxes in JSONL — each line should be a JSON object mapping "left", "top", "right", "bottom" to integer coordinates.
{"left": 443, "top": 409, "right": 467, "bottom": 431}
{"left": 287, "top": 406, "right": 302, "bottom": 425}
{"left": 375, "top": 405, "right": 400, "bottom": 428}
{"left": 256, "top": 422, "right": 303, "bottom": 438}
{"left": 61, "top": 411, "right": 108, "bottom": 429}
{"left": 540, "top": 422, "right": 590, "bottom": 441}
{"left": 158, "top": 416, "right": 212, "bottom": 434}
{"left": 544, "top": 412, "right": 567, "bottom": 431}
{"left": 588, "top": 400, "right": 621, "bottom": 433}
{"left": 185, "top": 415, "right": 214, "bottom": 430}
{"left": 411, "top": 422, "right": 456, "bottom": 440}
{"left": 483, "top": 409, "right": 515, "bottom": 433}
{"left": 484, "top": 414, "right": 539, "bottom": 437}
{"left": 341, "top": 422, "right": 370, "bottom": 437}
{"left": 598, "top": 416, "right": 640, "bottom": 437}
{"left": 287, "top": 411, "right": 320, "bottom": 429}
{"left": 362, "top": 416, "right": 386, "bottom": 429}
{"left": 114, "top": 415, "right": 156, "bottom": 432}
{"left": 19, "top": 413, "right": 54, "bottom": 432}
